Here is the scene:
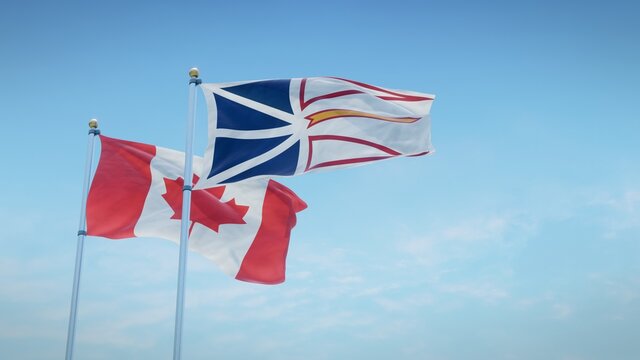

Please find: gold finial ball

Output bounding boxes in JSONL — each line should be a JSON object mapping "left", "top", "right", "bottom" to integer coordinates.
{"left": 88, "top": 119, "right": 98, "bottom": 129}
{"left": 189, "top": 67, "right": 200, "bottom": 78}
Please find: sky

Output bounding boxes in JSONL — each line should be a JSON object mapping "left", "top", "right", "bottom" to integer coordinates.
{"left": 1, "top": 0, "right": 639, "bottom": 359}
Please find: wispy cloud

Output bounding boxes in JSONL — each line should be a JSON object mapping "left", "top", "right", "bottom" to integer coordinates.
{"left": 439, "top": 281, "right": 509, "bottom": 303}
{"left": 551, "top": 303, "right": 573, "bottom": 319}
{"left": 589, "top": 272, "right": 640, "bottom": 304}
{"left": 588, "top": 189, "right": 640, "bottom": 239}
{"left": 77, "top": 303, "right": 173, "bottom": 348}
{"left": 373, "top": 293, "right": 434, "bottom": 312}
{"left": 398, "top": 213, "right": 534, "bottom": 268}
{"left": 592, "top": 190, "right": 640, "bottom": 213}
{"left": 329, "top": 275, "right": 364, "bottom": 285}
{"left": 297, "top": 310, "right": 374, "bottom": 334}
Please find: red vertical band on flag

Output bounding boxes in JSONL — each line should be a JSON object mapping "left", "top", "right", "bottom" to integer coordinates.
{"left": 235, "top": 180, "right": 307, "bottom": 284}
{"left": 86, "top": 136, "right": 156, "bottom": 239}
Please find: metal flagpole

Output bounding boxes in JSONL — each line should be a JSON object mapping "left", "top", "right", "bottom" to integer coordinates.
{"left": 65, "top": 119, "right": 100, "bottom": 360}
{"left": 173, "top": 68, "right": 201, "bottom": 360}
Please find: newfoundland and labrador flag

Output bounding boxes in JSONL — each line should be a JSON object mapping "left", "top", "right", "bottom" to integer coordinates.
{"left": 86, "top": 136, "right": 307, "bottom": 284}
{"left": 197, "top": 77, "right": 435, "bottom": 187}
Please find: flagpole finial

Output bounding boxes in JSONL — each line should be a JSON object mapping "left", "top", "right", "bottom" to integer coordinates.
{"left": 88, "top": 119, "right": 98, "bottom": 129}
{"left": 189, "top": 68, "right": 200, "bottom": 79}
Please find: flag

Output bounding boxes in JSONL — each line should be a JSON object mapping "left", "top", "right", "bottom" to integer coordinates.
{"left": 197, "top": 77, "right": 435, "bottom": 187}
{"left": 86, "top": 135, "right": 307, "bottom": 284}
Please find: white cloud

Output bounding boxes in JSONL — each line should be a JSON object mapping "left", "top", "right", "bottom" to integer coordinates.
{"left": 288, "top": 270, "right": 312, "bottom": 280}
{"left": 297, "top": 310, "right": 373, "bottom": 333}
{"left": 398, "top": 213, "right": 534, "bottom": 268}
{"left": 0, "top": 255, "right": 70, "bottom": 305}
{"left": 589, "top": 189, "right": 640, "bottom": 239}
{"left": 589, "top": 273, "right": 640, "bottom": 304}
{"left": 356, "top": 318, "right": 417, "bottom": 341}
{"left": 513, "top": 293, "right": 576, "bottom": 320}
{"left": 552, "top": 303, "right": 573, "bottom": 319}
{"left": 439, "top": 281, "right": 509, "bottom": 303}
{"left": 354, "top": 284, "right": 401, "bottom": 297}
{"left": 329, "top": 275, "right": 363, "bottom": 285}
{"left": 373, "top": 293, "right": 434, "bottom": 312}
{"left": 593, "top": 190, "right": 640, "bottom": 213}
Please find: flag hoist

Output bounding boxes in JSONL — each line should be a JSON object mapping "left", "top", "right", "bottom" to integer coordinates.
{"left": 173, "top": 67, "right": 202, "bottom": 360}
{"left": 65, "top": 118, "right": 100, "bottom": 360}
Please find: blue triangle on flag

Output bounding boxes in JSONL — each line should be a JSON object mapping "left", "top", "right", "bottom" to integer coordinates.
{"left": 221, "top": 79, "right": 294, "bottom": 115}
{"left": 209, "top": 135, "right": 292, "bottom": 178}
{"left": 215, "top": 94, "right": 290, "bottom": 130}
{"left": 219, "top": 141, "right": 300, "bottom": 184}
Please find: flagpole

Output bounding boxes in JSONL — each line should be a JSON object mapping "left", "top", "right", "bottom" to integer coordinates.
{"left": 173, "top": 68, "right": 201, "bottom": 360}
{"left": 65, "top": 119, "right": 100, "bottom": 360}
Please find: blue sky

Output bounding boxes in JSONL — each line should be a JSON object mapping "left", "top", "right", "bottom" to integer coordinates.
{"left": 1, "top": 0, "right": 639, "bottom": 359}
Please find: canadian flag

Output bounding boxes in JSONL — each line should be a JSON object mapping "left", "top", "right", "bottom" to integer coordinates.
{"left": 86, "top": 136, "right": 307, "bottom": 284}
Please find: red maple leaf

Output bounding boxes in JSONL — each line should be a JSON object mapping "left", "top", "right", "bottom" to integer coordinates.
{"left": 161, "top": 175, "right": 249, "bottom": 233}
